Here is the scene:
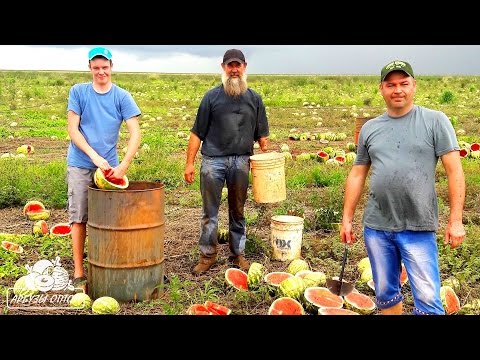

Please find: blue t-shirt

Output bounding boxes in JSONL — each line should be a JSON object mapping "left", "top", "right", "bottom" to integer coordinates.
{"left": 67, "top": 83, "right": 141, "bottom": 169}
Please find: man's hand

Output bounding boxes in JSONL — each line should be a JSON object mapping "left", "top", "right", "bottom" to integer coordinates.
{"left": 444, "top": 219, "right": 465, "bottom": 249}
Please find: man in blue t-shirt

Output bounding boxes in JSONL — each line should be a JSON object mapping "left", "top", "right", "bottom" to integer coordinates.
{"left": 184, "top": 49, "right": 269, "bottom": 275}
{"left": 341, "top": 60, "right": 465, "bottom": 315}
{"left": 66, "top": 47, "right": 141, "bottom": 292}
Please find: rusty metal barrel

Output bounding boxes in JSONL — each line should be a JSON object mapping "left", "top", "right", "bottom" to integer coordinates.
{"left": 87, "top": 181, "right": 165, "bottom": 303}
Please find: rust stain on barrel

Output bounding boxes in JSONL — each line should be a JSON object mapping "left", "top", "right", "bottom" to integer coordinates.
{"left": 87, "top": 181, "right": 165, "bottom": 302}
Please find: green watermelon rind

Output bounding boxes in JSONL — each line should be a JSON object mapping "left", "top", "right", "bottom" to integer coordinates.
{"left": 440, "top": 285, "right": 461, "bottom": 315}
{"left": 343, "top": 291, "right": 376, "bottom": 314}
{"left": 92, "top": 296, "right": 120, "bottom": 314}
{"left": 247, "top": 262, "right": 265, "bottom": 290}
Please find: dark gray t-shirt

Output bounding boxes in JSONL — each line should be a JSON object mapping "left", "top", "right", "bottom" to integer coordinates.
{"left": 191, "top": 84, "right": 269, "bottom": 156}
{"left": 355, "top": 105, "right": 459, "bottom": 232}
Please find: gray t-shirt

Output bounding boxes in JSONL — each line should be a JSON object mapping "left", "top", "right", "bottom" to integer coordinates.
{"left": 355, "top": 105, "right": 459, "bottom": 232}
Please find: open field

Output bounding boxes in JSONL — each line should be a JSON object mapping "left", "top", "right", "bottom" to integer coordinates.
{"left": 1, "top": 71, "right": 479, "bottom": 315}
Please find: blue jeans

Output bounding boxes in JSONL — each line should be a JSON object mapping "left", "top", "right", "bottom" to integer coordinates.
{"left": 199, "top": 155, "right": 250, "bottom": 258}
{"left": 363, "top": 227, "right": 445, "bottom": 315}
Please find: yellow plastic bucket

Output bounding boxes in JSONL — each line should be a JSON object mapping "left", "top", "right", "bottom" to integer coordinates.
{"left": 250, "top": 152, "right": 286, "bottom": 203}
{"left": 270, "top": 215, "right": 304, "bottom": 261}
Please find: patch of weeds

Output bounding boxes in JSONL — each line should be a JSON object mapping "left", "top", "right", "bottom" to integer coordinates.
{"left": 0, "top": 185, "right": 22, "bottom": 208}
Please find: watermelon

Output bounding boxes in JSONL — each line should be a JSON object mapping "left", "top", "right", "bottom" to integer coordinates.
{"left": 16, "top": 144, "right": 34, "bottom": 154}
{"left": 287, "top": 259, "right": 310, "bottom": 275}
{"left": 92, "top": 296, "right": 120, "bottom": 314}
{"left": 70, "top": 293, "right": 92, "bottom": 309}
{"left": 302, "top": 271, "right": 327, "bottom": 288}
{"left": 294, "top": 270, "right": 313, "bottom": 279}
{"left": 357, "top": 257, "right": 371, "bottom": 273}
{"left": 50, "top": 223, "right": 72, "bottom": 237}
{"left": 247, "top": 262, "right": 265, "bottom": 289}
{"left": 186, "top": 304, "right": 213, "bottom": 315}
{"left": 32, "top": 220, "right": 49, "bottom": 237}
{"left": 13, "top": 275, "right": 38, "bottom": 296}
{"left": 303, "top": 287, "right": 344, "bottom": 312}
{"left": 204, "top": 301, "right": 232, "bottom": 315}
{"left": 22, "top": 200, "right": 45, "bottom": 216}
{"left": 94, "top": 168, "right": 129, "bottom": 190}
{"left": 225, "top": 268, "right": 248, "bottom": 291}
{"left": 319, "top": 307, "right": 360, "bottom": 315}
{"left": 268, "top": 297, "right": 305, "bottom": 315}
{"left": 316, "top": 151, "right": 329, "bottom": 163}
{"left": 440, "top": 285, "right": 461, "bottom": 315}
{"left": 1, "top": 240, "right": 24, "bottom": 254}
{"left": 278, "top": 276, "right": 306, "bottom": 299}
{"left": 344, "top": 291, "right": 376, "bottom": 314}
{"left": 367, "top": 279, "right": 375, "bottom": 292}
{"left": 264, "top": 272, "right": 294, "bottom": 286}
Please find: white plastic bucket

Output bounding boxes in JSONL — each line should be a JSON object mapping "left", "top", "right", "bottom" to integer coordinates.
{"left": 250, "top": 152, "right": 286, "bottom": 203}
{"left": 270, "top": 215, "right": 304, "bottom": 261}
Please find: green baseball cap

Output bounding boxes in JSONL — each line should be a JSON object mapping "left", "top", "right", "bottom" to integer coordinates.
{"left": 380, "top": 60, "right": 414, "bottom": 82}
{"left": 88, "top": 47, "right": 112, "bottom": 60}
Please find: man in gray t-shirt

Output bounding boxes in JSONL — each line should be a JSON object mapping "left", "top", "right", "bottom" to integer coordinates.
{"left": 341, "top": 60, "right": 465, "bottom": 315}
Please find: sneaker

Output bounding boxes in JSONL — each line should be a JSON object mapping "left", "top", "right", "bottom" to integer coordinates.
{"left": 229, "top": 255, "right": 250, "bottom": 272}
{"left": 192, "top": 255, "right": 217, "bottom": 275}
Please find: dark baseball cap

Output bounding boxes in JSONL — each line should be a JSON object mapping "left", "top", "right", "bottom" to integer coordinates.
{"left": 223, "top": 49, "right": 245, "bottom": 64}
{"left": 380, "top": 60, "right": 414, "bottom": 82}
{"left": 88, "top": 47, "right": 112, "bottom": 60}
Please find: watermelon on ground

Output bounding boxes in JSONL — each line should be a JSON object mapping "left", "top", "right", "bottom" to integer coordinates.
{"left": 268, "top": 297, "right": 304, "bottom": 315}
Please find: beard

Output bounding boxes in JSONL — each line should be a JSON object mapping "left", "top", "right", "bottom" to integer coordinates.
{"left": 222, "top": 72, "right": 248, "bottom": 97}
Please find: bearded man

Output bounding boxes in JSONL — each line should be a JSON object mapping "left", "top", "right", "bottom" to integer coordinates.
{"left": 184, "top": 49, "right": 270, "bottom": 275}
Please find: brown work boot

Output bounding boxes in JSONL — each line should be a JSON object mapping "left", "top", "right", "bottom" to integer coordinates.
{"left": 229, "top": 255, "right": 250, "bottom": 272}
{"left": 192, "top": 255, "right": 217, "bottom": 275}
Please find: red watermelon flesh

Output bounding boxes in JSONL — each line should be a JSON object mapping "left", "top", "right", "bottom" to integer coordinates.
{"left": 264, "top": 272, "right": 294, "bottom": 286}
{"left": 186, "top": 304, "right": 213, "bottom": 315}
{"left": 304, "top": 287, "right": 344, "bottom": 309}
{"left": 268, "top": 297, "right": 304, "bottom": 315}
{"left": 225, "top": 268, "right": 248, "bottom": 291}
{"left": 344, "top": 292, "right": 376, "bottom": 314}
{"left": 319, "top": 307, "right": 360, "bottom": 315}
{"left": 459, "top": 148, "right": 469, "bottom": 158}
{"left": 471, "top": 143, "right": 480, "bottom": 151}
{"left": 204, "top": 301, "right": 232, "bottom": 315}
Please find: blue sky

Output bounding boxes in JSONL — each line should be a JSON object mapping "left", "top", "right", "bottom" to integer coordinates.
{"left": 1, "top": 45, "right": 479, "bottom": 75}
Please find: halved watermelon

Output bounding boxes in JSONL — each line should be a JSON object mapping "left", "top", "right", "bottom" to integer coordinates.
{"left": 94, "top": 168, "right": 129, "bottom": 190}
{"left": 264, "top": 271, "right": 294, "bottom": 287}
{"left": 50, "top": 223, "right": 72, "bottom": 237}
{"left": 319, "top": 307, "right": 360, "bottom": 315}
{"left": 204, "top": 301, "right": 232, "bottom": 315}
{"left": 22, "top": 200, "right": 45, "bottom": 216}
{"left": 268, "top": 297, "right": 304, "bottom": 315}
{"left": 225, "top": 268, "right": 248, "bottom": 291}
{"left": 186, "top": 304, "right": 213, "bottom": 315}
{"left": 344, "top": 291, "right": 376, "bottom": 314}
{"left": 303, "top": 287, "right": 344, "bottom": 311}
{"left": 440, "top": 285, "right": 461, "bottom": 315}
{"left": 1, "top": 240, "right": 24, "bottom": 254}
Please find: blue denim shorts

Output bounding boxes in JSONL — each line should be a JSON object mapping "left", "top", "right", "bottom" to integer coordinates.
{"left": 363, "top": 226, "right": 445, "bottom": 315}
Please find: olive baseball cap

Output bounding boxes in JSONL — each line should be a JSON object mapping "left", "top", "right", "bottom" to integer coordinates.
{"left": 380, "top": 60, "right": 414, "bottom": 82}
{"left": 88, "top": 47, "right": 112, "bottom": 60}
{"left": 223, "top": 49, "right": 245, "bottom": 64}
